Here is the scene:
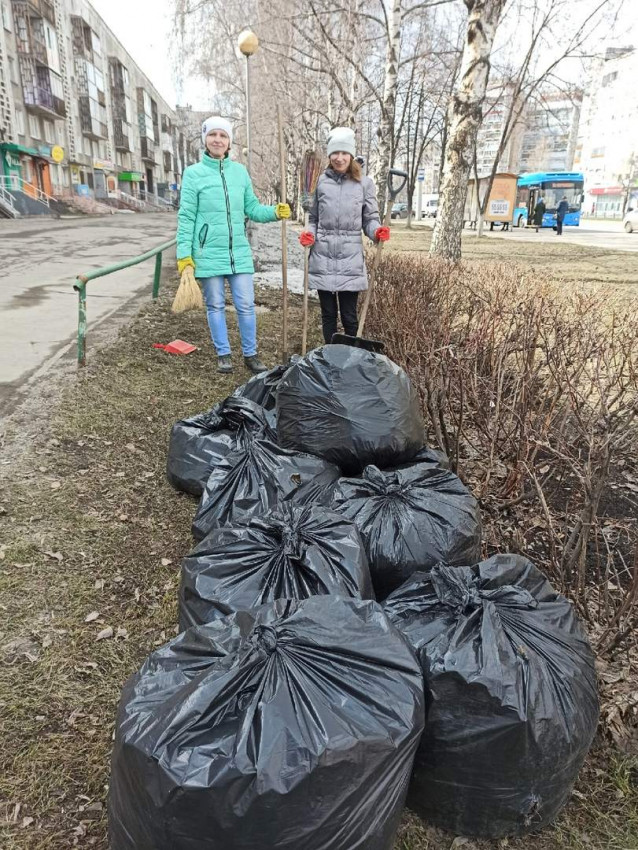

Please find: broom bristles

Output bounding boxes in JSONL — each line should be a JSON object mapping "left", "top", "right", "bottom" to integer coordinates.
{"left": 171, "top": 274, "right": 204, "bottom": 314}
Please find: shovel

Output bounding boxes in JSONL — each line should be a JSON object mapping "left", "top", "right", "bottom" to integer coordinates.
{"left": 332, "top": 167, "right": 408, "bottom": 354}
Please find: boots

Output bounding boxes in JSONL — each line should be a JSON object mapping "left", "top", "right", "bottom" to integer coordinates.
{"left": 244, "top": 355, "right": 267, "bottom": 374}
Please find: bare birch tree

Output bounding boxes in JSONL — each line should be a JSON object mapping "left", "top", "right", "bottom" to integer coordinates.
{"left": 430, "top": 0, "right": 507, "bottom": 262}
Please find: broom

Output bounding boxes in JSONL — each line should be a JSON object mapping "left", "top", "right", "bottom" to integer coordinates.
{"left": 172, "top": 265, "right": 204, "bottom": 313}
{"left": 299, "top": 149, "right": 323, "bottom": 354}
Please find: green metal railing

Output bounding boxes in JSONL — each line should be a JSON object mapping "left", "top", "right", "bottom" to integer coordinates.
{"left": 73, "top": 237, "right": 176, "bottom": 366}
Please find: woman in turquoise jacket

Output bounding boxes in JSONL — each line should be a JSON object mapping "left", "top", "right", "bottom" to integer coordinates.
{"left": 177, "top": 116, "right": 290, "bottom": 374}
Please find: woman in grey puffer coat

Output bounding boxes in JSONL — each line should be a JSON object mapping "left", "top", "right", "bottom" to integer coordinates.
{"left": 299, "top": 127, "right": 390, "bottom": 343}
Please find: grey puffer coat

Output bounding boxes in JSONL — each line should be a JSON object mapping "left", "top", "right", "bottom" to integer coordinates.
{"left": 307, "top": 169, "right": 381, "bottom": 292}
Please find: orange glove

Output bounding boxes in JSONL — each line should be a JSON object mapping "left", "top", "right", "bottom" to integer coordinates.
{"left": 375, "top": 226, "right": 390, "bottom": 242}
{"left": 299, "top": 231, "right": 315, "bottom": 247}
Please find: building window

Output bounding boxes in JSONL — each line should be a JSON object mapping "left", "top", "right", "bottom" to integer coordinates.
{"left": 43, "top": 120, "right": 55, "bottom": 143}
{"left": 591, "top": 146, "right": 605, "bottom": 158}
{"left": 29, "top": 114, "right": 40, "bottom": 139}
{"left": 602, "top": 71, "right": 618, "bottom": 87}
{"left": 15, "top": 109, "right": 25, "bottom": 135}
{"left": 8, "top": 55, "right": 17, "bottom": 83}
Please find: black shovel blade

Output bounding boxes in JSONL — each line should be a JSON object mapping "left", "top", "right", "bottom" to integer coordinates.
{"left": 330, "top": 333, "right": 385, "bottom": 354}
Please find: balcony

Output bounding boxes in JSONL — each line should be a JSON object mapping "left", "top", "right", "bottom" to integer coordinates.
{"left": 79, "top": 96, "right": 107, "bottom": 139}
{"left": 21, "top": 0, "right": 56, "bottom": 23}
{"left": 141, "top": 137, "right": 156, "bottom": 163}
{"left": 23, "top": 83, "right": 66, "bottom": 118}
{"left": 15, "top": 34, "right": 48, "bottom": 64}
{"left": 114, "top": 119, "right": 130, "bottom": 152}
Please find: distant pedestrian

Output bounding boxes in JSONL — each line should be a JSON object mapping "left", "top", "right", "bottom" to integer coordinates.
{"left": 176, "top": 116, "right": 291, "bottom": 374}
{"left": 556, "top": 195, "right": 569, "bottom": 236}
{"left": 533, "top": 196, "right": 546, "bottom": 232}
{"left": 298, "top": 127, "right": 389, "bottom": 344}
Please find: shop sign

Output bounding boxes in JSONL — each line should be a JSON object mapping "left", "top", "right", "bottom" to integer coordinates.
{"left": 51, "top": 145, "right": 65, "bottom": 163}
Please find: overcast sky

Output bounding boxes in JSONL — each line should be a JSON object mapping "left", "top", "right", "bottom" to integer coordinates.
{"left": 89, "top": 0, "right": 636, "bottom": 110}
{"left": 88, "top": 0, "right": 213, "bottom": 109}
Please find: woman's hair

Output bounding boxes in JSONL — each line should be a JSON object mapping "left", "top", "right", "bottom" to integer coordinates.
{"left": 328, "top": 154, "right": 362, "bottom": 182}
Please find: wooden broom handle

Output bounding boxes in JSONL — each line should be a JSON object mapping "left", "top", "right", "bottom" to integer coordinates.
{"left": 277, "top": 105, "right": 288, "bottom": 361}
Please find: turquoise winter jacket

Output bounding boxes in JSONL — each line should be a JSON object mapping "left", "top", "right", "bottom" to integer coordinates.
{"left": 176, "top": 154, "right": 278, "bottom": 278}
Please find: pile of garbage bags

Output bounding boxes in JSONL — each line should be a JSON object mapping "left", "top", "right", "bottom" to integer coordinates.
{"left": 109, "top": 344, "right": 599, "bottom": 849}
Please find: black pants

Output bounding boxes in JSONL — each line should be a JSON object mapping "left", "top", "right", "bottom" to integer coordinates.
{"left": 317, "top": 290, "right": 359, "bottom": 343}
{"left": 556, "top": 218, "right": 564, "bottom": 235}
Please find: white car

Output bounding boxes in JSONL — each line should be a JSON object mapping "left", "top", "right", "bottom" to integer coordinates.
{"left": 623, "top": 208, "right": 638, "bottom": 233}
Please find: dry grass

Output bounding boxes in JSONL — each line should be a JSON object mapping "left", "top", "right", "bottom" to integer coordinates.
{"left": 387, "top": 222, "right": 638, "bottom": 290}
{"left": 0, "top": 275, "right": 636, "bottom": 849}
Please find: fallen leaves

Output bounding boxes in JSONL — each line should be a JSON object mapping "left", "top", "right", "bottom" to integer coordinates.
{"left": 84, "top": 611, "right": 100, "bottom": 623}
{"left": 95, "top": 626, "right": 113, "bottom": 641}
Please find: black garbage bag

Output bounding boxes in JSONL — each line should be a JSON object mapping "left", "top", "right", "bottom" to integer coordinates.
{"left": 108, "top": 596, "right": 425, "bottom": 850}
{"left": 167, "top": 396, "right": 276, "bottom": 496}
{"left": 331, "top": 462, "right": 481, "bottom": 599}
{"left": 181, "top": 503, "right": 374, "bottom": 629}
{"left": 383, "top": 555, "right": 599, "bottom": 838}
{"left": 233, "top": 362, "right": 291, "bottom": 412}
{"left": 276, "top": 344, "right": 424, "bottom": 474}
{"left": 192, "top": 439, "right": 341, "bottom": 541}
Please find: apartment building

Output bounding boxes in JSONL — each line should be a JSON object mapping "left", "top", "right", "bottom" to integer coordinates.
{"left": 474, "top": 83, "right": 526, "bottom": 177}
{"left": 0, "top": 0, "right": 200, "bottom": 209}
{"left": 575, "top": 46, "right": 638, "bottom": 216}
{"left": 518, "top": 91, "right": 582, "bottom": 174}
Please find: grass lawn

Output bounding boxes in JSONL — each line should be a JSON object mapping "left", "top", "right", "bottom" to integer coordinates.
{"left": 0, "top": 273, "right": 636, "bottom": 849}
{"left": 387, "top": 222, "right": 638, "bottom": 289}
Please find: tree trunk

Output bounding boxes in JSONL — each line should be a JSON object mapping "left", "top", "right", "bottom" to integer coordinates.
{"left": 374, "top": 0, "right": 402, "bottom": 219}
{"left": 406, "top": 185, "right": 414, "bottom": 229}
{"left": 430, "top": 0, "right": 506, "bottom": 261}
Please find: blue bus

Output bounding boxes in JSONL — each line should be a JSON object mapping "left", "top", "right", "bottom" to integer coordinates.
{"left": 513, "top": 171, "right": 584, "bottom": 228}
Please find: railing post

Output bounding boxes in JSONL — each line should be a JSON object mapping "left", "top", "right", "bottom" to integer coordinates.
{"left": 74, "top": 277, "right": 88, "bottom": 367}
{"left": 152, "top": 251, "right": 162, "bottom": 299}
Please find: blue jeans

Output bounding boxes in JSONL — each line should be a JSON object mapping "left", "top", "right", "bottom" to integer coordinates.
{"left": 199, "top": 274, "right": 257, "bottom": 357}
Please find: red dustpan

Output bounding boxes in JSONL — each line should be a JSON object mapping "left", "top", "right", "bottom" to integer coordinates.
{"left": 153, "top": 339, "right": 198, "bottom": 355}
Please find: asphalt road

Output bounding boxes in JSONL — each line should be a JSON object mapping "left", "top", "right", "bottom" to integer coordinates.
{"left": 0, "top": 212, "right": 178, "bottom": 409}
{"left": 416, "top": 216, "right": 638, "bottom": 252}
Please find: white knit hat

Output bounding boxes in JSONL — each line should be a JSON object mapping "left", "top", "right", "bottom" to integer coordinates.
{"left": 201, "top": 116, "right": 233, "bottom": 146}
{"left": 327, "top": 126, "right": 356, "bottom": 157}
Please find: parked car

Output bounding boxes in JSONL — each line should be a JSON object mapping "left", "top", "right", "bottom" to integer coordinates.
{"left": 623, "top": 208, "right": 638, "bottom": 233}
{"left": 391, "top": 203, "right": 409, "bottom": 219}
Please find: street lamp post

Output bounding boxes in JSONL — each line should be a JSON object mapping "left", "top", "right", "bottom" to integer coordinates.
{"left": 238, "top": 29, "right": 259, "bottom": 244}
{"left": 238, "top": 29, "right": 259, "bottom": 176}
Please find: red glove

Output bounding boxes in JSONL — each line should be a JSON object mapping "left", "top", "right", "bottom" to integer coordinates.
{"left": 299, "top": 231, "right": 315, "bottom": 247}
{"left": 375, "top": 226, "right": 390, "bottom": 242}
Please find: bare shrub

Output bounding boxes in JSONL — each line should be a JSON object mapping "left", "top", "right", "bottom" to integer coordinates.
{"left": 367, "top": 253, "right": 638, "bottom": 650}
